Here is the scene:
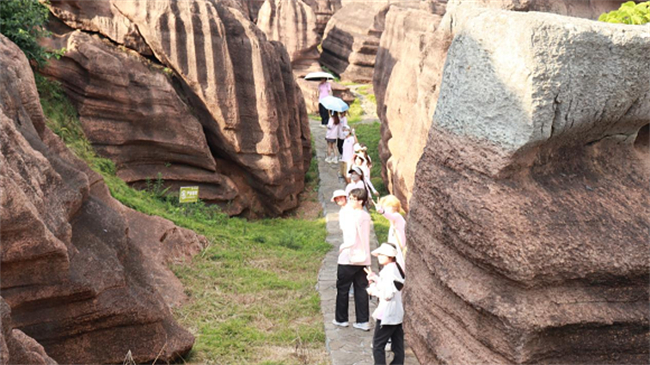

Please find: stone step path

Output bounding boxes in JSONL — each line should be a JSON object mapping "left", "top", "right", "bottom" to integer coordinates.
{"left": 311, "top": 118, "right": 418, "bottom": 365}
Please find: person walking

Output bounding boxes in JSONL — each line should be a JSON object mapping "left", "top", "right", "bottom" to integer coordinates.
{"left": 366, "top": 243, "right": 405, "bottom": 365}
{"left": 326, "top": 112, "right": 341, "bottom": 163}
{"left": 318, "top": 78, "right": 332, "bottom": 127}
{"left": 340, "top": 125, "right": 357, "bottom": 183}
{"left": 336, "top": 111, "right": 349, "bottom": 157}
{"left": 333, "top": 188, "right": 372, "bottom": 332}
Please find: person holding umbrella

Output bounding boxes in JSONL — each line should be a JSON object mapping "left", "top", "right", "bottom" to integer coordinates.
{"left": 318, "top": 78, "right": 333, "bottom": 127}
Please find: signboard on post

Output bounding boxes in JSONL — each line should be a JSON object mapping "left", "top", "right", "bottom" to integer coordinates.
{"left": 179, "top": 186, "right": 199, "bottom": 203}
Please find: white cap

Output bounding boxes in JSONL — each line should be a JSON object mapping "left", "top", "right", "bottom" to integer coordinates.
{"left": 371, "top": 243, "right": 398, "bottom": 257}
{"left": 330, "top": 189, "right": 347, "bottom": 202}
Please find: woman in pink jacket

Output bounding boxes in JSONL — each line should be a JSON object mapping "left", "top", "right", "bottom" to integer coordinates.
{"left": 333, "top": 188, "right": 372, "bottom": 331}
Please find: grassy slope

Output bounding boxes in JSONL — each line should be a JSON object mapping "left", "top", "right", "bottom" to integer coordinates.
{"left": 37, "top": 77, "right": 330, "bottom": 365}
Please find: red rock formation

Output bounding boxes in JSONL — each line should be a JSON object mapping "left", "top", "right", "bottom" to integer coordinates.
{"left": 373, "top": 0, "right": 628, "bottom": 211}
{"left": 257, "top": 0, "right": 321, "bottom": 71}
{"left": 0, "top": 34, "right": 208, "bottom": 364}
{"left": 320, "top": 2, "right": 391, "bottom": 82}
{"left": 302, "top": 0, "right": 342, "bottom": 35}
{"left": 404, "top": 8, "right": 650, "bottom": 364}
{"left": 44, "top": 0, "right": 311, "bottom": 217}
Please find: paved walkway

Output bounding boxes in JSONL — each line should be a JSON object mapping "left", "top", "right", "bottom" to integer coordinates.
{"left": 312, "top": 118, "right": 418, "bottom": 365}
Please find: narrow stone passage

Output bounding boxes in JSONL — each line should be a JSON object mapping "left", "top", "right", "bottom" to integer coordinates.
{"left": 311, "top": 118, "right": 418, "bottom": 365}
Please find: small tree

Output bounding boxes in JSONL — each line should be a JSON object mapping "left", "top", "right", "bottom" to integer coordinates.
{"left": 599, "top": 1, "right": 650, "bottom": 25}
{"left": 0, "top": 0, "right": 53, "bottom": 67}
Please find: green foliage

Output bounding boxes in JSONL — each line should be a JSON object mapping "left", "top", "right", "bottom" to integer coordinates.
{"left": 0, "top": 0, "right": 61, "bottom": 67}
{"left": 346, "top": 98, "right": 364, "bottom": 124}
{"left": 599, "top": 1, "right": 650, "bottom": 25}
{"left": 38, "top": 76, "right": 330, "bottom": 364}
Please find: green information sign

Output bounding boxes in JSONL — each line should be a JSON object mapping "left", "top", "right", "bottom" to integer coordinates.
{"left": 179, "top": 186, "right": 199, "bottom": 203}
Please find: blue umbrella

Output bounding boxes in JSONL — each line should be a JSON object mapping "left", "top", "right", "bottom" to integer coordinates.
{"left": 319, "top": 95, "right": 349, "bottom": 112}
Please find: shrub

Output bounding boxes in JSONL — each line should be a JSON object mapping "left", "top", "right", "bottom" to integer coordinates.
{"left": 599, "top": 1, "right": 650, "bottom": 25}
{"left": 0, "top": 0, "right": 54, "bottom": 67}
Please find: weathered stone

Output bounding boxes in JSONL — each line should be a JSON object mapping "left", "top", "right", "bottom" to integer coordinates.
{"left": 374, "top": 0, "right": 629, "bottom": 210}
{"left": 1, "top": 299, "right": 57, "bottom": 365}
{"left": 46, "top": 0, "right": 152, "bottom": 55}
{"left": 320, "top": 2, "right": 390, "bottom": 82}
{"left": 257, "top": 0, "right": 321, "bottom": 70}
{"left": 0, "top": 34, "right": 207, "bottom": 364}
{"left": 45, "top": 0, "right": 311, "bottom": 217}
{"left": 404, "top": 8, "right": 650, "bottom": 364}
{"left": 37, "top": 30, "right": 252, "bottom": 213}
{"left": 302, "top": 0, "right": 342, "bottom": 35}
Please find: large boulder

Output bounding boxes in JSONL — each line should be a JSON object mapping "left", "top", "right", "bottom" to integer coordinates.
{"left": 44, "top": 0, "right": 311, "bottom": 217}
{"left": 38, "top": 30, "right": 249, "bottom": 214}
{"left": 320, "top": 2, "right": 392, "bottom": 82}
{"left": 405, "top": 8, "right": 650, "bottom": 364}
{"left": 373, "top": 0, "right": 628, "bottom": 211}
{"left": 0, "top": 34, "right": 208, "bottom": 364}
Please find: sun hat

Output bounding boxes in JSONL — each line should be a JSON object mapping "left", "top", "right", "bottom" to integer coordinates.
{"left": 341, "top": 124, "right": 351, "bottom": 130}
{"left": 371, "top": 243, "right": 397, "bottom": 257}
{"left": 348, "top": 165, "right": 363, "bottom": 176}
{"left": 330, "top": 189, "right": 347, "bottom": 202}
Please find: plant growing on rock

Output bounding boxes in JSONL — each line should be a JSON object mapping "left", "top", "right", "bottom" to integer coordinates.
{"left": 0, "top": 0, "right": 64, "bottom": 67}
{"left": 599, "top": 1, "right": 650, "bottom": 25}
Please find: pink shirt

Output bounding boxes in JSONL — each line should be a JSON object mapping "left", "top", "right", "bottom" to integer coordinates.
{"left": 326, "top": 118, "right": 339, "bottom": 139}
{"left": 337, "top": 117, "right": 348, "bottom": 139}
{"left": 318, "top": 82, "right": 332, "bottom": 100}
{"left": 337, "top": 209, "right": 371, "bottom": 266}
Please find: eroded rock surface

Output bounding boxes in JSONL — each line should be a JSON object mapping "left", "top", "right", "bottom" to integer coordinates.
{"left": 320, "top": 2, "right": 392, "bottom": 82}
{"left": 404, "top": 8, "right": 650, "bottom": 364}
{"left": 374, "top": 0, "right": 628, "bottom": 210}
{"left": 44, "top": 0, "right": 311, "bottom": 217}
{"left": 0, "top": 34, "right": 208, "bottom": 364}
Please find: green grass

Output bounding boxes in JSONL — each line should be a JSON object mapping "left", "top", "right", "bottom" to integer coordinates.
{"left": 37, "top": 77, "right": 330, "bottom": 364}
{"left": 347, "top": 98, "right": 364, "bottom": 124}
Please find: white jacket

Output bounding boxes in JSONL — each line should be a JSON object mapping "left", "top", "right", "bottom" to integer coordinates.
{"left": 367, "top": 262, "right": 404, "bottom": 325}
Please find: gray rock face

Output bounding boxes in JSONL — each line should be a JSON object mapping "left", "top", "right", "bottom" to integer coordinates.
{"left": 373, "top": 0, "right": 630, "bottom": 211}
{"left": 404, "top": 8, "right": 650, "bottom": 365}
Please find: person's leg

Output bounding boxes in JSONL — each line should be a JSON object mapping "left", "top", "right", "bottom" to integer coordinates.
{"left": 389, "top": 324, "right": 405, "bottom": 365}
{"left": 372, "top": 320, "right": 393, "bottom": 365}
{"left": 319, "top": 104, "right": 329, "bottom": 125}
{"left": 328, "top": 141, "right": 335, "bottom": 160}
{"left": 337, "top": 138, "right": 344, "bottom": 156}
{"left": 335, "top": 265, "right": 354, "bottom": 323}
{"left": 352, "top": 266, "right": 370, "bottom": 323}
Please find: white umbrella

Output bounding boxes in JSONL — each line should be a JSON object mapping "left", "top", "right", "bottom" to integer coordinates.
{"left": 304, "top": 71, "right": 335, "bottom": 81}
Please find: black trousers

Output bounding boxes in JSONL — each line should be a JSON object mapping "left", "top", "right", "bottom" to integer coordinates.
{"left": 335, "top": 265, "right": 369, "bottom": 323}
{"left": 336, "top": 138, "right": 344, "bottom": 155}
{"left": 319, "top": 103, "right": 329, "bottom": 125}
{"left": 373, "top": 320, "right": 404, "bottom": 365}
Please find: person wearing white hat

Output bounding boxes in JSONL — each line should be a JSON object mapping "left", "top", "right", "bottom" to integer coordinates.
{"left": 345, "top": 166, "right": 371, "bottom": 206}
{"left": 365, "top": 243, "right": 405, "bottom": 365}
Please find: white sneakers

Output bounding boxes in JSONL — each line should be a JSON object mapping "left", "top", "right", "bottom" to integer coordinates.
{"left": 333, "top": 320, "right": 370, "bottom": 331}
{"left": 353, "top": 322, "right": 371, "bottom": 331}
{"left": 332, "top": 319, "right": 349, "bottom": 327}
{"left": 325, "top": 156, "right": 339, "bottom": 164}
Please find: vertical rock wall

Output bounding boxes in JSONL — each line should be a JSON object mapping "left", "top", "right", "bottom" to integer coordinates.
{"left": 405, "top": 8, "right": 650, "bottom": 364}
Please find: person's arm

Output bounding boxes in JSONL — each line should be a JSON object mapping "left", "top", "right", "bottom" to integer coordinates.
{"left": 374, "top": 268, "right": 399, "bottom": 301}
{"left": 365, "top": 177, "right": 379, "bottom": 195}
